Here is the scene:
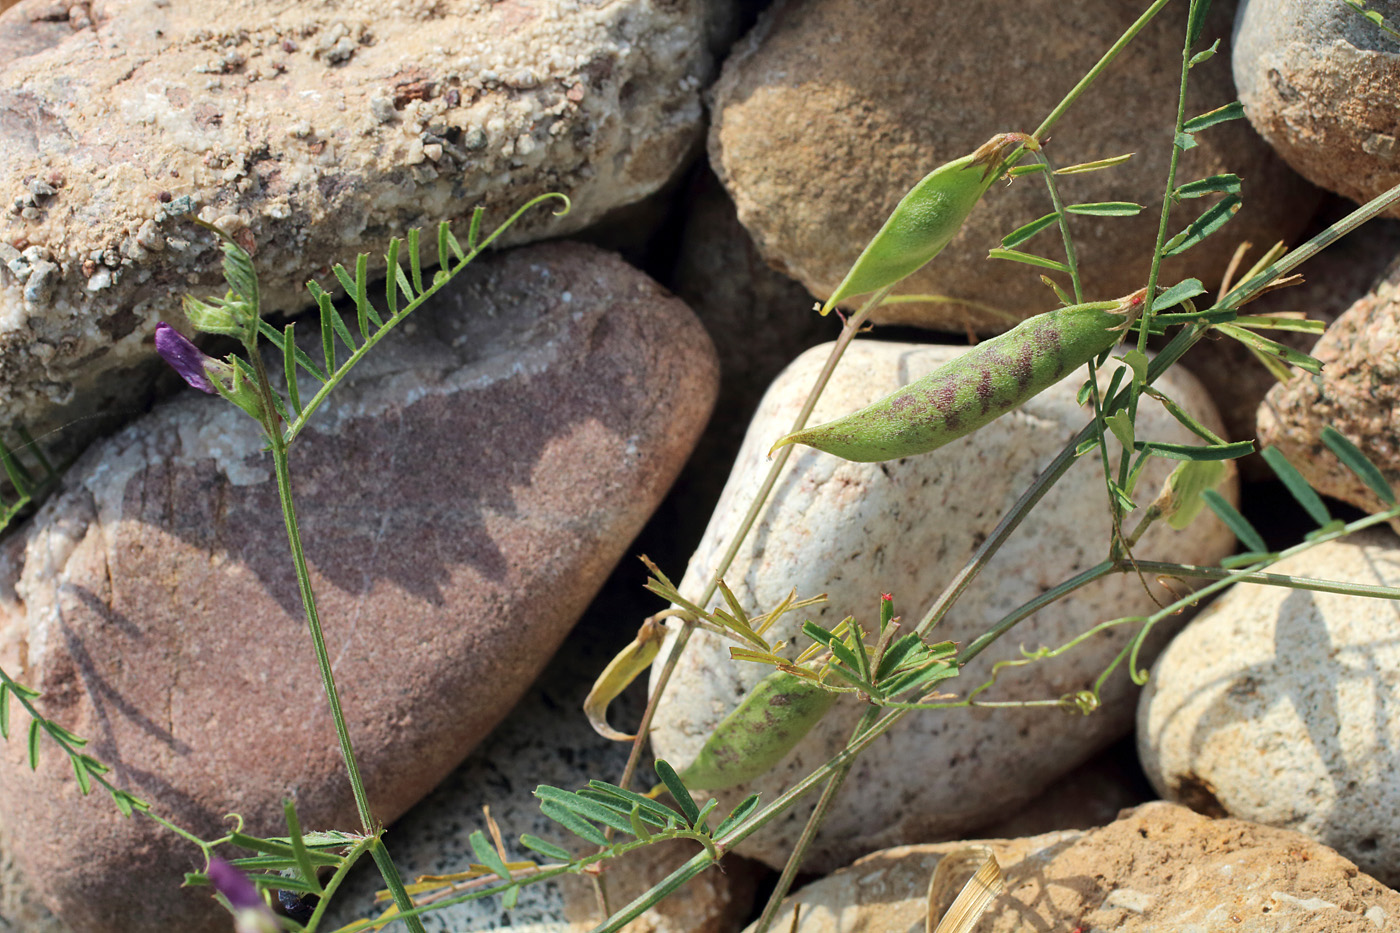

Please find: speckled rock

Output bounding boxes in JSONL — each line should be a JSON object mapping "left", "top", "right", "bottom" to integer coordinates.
{"left": 1234, "top": 0, "right": 1400, "bottom": 218}
{"left": 747, "top": 802, "right": 1400, "bottom": 933}
{"left": 1138, "top": 529, "right": 1400, "bottom": 886}
{"left": 0, "top": 827, "right": 68, "bottom": 933}
{"left": 0, "top": 242, "right": 718, "bottom": 933}
{"left": 0, "top": 0, "right": 714, "bottom": 451}
{"left": 1258, "top": 258, "right": 1400, "bottom": 527}
{"left": 650, "top": 339, "right": 1238, "bottom": 872}
{"left": 321, "top": 598, "right": 759, "bottom": 933}
{"left": 970, "top": 737, "right": 1154, "bottom": 841}
{"left": 710, "top": 0, "right": 1317, "bottom": 334}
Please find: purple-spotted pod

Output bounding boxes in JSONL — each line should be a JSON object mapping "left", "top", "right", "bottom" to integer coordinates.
{"left": 774, "top": 290, "right": 1145, "bottom": 462}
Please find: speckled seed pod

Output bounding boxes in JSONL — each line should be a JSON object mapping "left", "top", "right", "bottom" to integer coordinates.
{"left": 679, "top": 670, "right": 837, "bottom": 791}
{"left": 775, "top": 294, "right": 1139, "bottom": 462}
{"left": 821, "top": 132, "right": 1037, "bottom": 314}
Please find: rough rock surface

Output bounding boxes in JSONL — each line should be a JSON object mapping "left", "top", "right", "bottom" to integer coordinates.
{"left": 661, "top": 166, "right": 833, "bottom": 543}
{"left": 1258, "top": 258, "right": 1400, "bottom": 528}
{"left": 1234, "top": 0, "right": 1400, "bottom": 218}
{"left": 0, "top": 0, "right": 714, "bottom": 448}
{"left": 0, "top": 242, "right": 717, "bottom": 932}
{"left": 1181, "top": 198, "right": 1400, "bottom": 458}
{"left": 322, "top": 593, "right": 759, "bottom": 933}
{"left": 747, "top": 802, "right": 1400, "bottom": 933}
{"left": 0, "top": 828, "right": 67, "bottom": 933}
{"left": 1139, "top": 529, "right": 1400, "bottom": 886}
{"left": 650, "top": 339, "right": 1237, "bottom": 872}
{"left": 709, "top": 0, "right": 1317, "bottom": 334}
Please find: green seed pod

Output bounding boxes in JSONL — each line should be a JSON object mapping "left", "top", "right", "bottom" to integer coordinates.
{"left": 820, "top": 132, "right": 1037, "bottom": 315}
{"left": 774, "top": 292, "right": 1144, "bottom": 463}
{"left": 678, "top": 669, "right": 837, "bottom": 791}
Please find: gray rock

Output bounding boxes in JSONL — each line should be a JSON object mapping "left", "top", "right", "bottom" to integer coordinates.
{"left": 650, "top": 339, "right": 1237, "bottom": 872}
{"left": 0, "top": 0, "right": 715, "bottom": 452}
{"left": 747, "top": 802, "right": 1400, "bottom": 933}
{"left": 1138, "top": 529, "right": 1400, "bottom": 886}
{"left": 1234, "top": 0, "right": 1400, "bottom": 217}
{"left": 1257, "top": 258, "right": 1400, "bottom": 529}
{"left": 0, "top": 828, "right": 68, "bottom": 933}
{"left": 709, "top": 0, "right": 1317, "bottom": 334}
{"left": 320, "top": 600, "right": 760, "bottom": 933}
{"left": 0, "top": 242, "right": 717, "bottom": 932}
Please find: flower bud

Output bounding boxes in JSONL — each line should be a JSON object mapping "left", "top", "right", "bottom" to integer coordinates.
{"left": 154, "top": 323, "right": 265, "bottom": 421}
{"left": 154, "top": 323, "right": 215, "bottom": 393}
{"left": 182, "top": 292, "right": 252, "bottom": 338}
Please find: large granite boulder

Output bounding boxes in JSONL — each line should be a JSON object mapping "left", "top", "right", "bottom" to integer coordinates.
{"left": 1139, "top": 529, "right": 1400, "bottom": 886}
{"left": 651, "top": 339, "right": 1237, "bottom": 871}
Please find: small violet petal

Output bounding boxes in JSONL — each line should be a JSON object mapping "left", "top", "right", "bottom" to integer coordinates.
{"left": 206, "top": 857, "right": 263, "bottom": 911}
{"left": 154, "top": 322, "right": 216, "bottom": 394}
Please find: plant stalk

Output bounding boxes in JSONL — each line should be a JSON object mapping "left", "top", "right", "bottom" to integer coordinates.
{"left": 751, "top": 706, "right": 881, "bottom": 933}
{"left": 614, "top": 289, "right": 890, "bottom": 793}
{"left": 251, "top": 349, "right": 428, "bottom": 933}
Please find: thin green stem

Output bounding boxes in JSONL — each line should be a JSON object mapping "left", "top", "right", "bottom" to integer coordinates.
{"left": 1127, "top": 560, "right": 1400, "bottom": 599}
{"left": 959, "top": 560, "right": 1116, "bottom": 665}
{"left": 914, "top": 427, "right": 1089, "bottom": 639}
{"left": 266, "top": 443, "right": 373, "bottom": 832}
{"left": 1035, "top": 146, "right": 1127, "bottom": 555}
{"left": 598, "top": 704, "right": 928, "bottom": 933}
{"left": 1222, "top": 179, "right": 1400, "bottom": 310}
{"left": 2, "top": 662, "right": 209, "bottom": 852}
{"left": 257, "top": 365, "right": 426, "bottom": 933}
{"left": 367, "top": 838, "right": 425, "bottom": 933}
{"left": 1124, "top": 504, "right": 1400, "bottom": 680}
{"left": 1032, "top": 0, "right": 1175, "bottom": 142}
{"left": 303, "top": 835, "right": 377, "bottom": 932}
{"left": 614, "top": 289, "right": 891, "bottom": 794}
{"left": 1035, "top": 151, "right": 1084, "bottom": 305}
{"left": 751, "top": 706, "right": 881, "bottom": 933}
{"left": 283, "top": 194, "right": 567, "bottom": 444}
{"left": 1117, "top": 0, "right": 1200, "bottom": 533}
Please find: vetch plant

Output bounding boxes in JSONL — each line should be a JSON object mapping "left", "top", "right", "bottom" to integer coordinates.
{"left": 5, "top": 1, "right": 1400, "bottom": 931}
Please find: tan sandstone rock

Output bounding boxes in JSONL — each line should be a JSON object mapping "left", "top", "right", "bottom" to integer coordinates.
{"left": 1258, "top": 258, "right": 1400, "bottom": 529}
{"left": 747, "top": 802, "right": 1400, "bottom": 932}
{"left": 709, "top": 0, "right": 1317, "bottom": 334}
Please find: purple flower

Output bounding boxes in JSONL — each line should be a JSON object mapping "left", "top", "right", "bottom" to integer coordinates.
{"left": 206, "top": 858, "right": 279, "bottom": 933}
{"left": 154, "top": 323, "right": 215, "bottom": 394}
